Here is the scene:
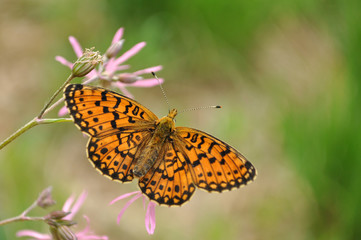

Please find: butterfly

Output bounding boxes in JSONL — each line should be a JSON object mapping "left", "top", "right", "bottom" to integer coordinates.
{"left": 64, "top": 84, "right": 256, "bottom": 206}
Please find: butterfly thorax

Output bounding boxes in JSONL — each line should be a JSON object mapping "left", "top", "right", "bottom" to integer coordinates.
{"left": 133, "top": 109, "right": 178, "bottom": 177}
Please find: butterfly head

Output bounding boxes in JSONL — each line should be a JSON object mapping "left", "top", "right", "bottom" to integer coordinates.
{"left": 154, "top": 109, "right": 177, "bottom": 136}
{"left": 168, "top": 108, "right": 178, "bottom": 120}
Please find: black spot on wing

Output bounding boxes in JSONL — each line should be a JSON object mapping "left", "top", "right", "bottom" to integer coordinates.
{"left": 114, "top": 97, "right": 121, "bottom": 108}
{"left": 132, "top": 106, "right": 139, "bottom": 115}
{"left": 101, "top": 91, "right": 108, "bottom": 101}
{"left": 124, "top": 102, "right": 132, "bottom": 114}
{"left": 190, "top": 133, "right": 198, "bottom": 143}
{"left": 197, "top": 135, "right": 205, "bottom": 149}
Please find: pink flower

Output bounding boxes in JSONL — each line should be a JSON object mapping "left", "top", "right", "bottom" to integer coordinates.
{"left": 16, "top": 191, "right": 108, "bottom": 240}
{"left": 56, "top": 28, "right": 163, "bottom": 116}
{"left": 110, "top": 191, "right": 156, "bottom": 235}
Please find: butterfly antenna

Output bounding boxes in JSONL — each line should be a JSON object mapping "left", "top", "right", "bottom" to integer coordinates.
{"left": 179, "top": 105, "right": 222, "bottom": 114}
{"left": 152, "top": 72, "right": 171, "bottom": 111}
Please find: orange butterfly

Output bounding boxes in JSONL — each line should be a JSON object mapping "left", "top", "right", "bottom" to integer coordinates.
{"left": 64, "top": 84, "right": 256, "bottom": 206}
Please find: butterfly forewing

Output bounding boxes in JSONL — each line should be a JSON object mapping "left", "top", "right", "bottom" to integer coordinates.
{"left": 174, "top": 127, "right": 256, "bottom": 192}
{"left": 64, "top": 84, "right": 158, "bottom": 137}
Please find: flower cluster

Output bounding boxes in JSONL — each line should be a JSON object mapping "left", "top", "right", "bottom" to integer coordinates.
{"left": 17, "top": 191, "right": 108, "bottom": 240}
{"left": 57, "top": 27, "right": 163, "bottom": 116}
{"left": 15, "top": 190, "right": 157, "bottom": 239}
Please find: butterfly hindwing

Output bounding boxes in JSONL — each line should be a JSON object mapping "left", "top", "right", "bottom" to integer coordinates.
{"left": 174, "top": 127, "right": 256, "bottom": 192}
{"left": 64, "top": 84, "right": 158, "bottom": 137}
{"left": 87, "top": 131, "right": 152, "bottom": 183}
{"left": 138, "top": 141, "right": 196, "bottom": 206}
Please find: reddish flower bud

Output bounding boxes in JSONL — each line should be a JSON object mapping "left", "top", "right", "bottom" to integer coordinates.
{"left": 46, "top": 211, "right": 70, "bottom": 220}
{"left": 105, "top": 39, "right": 124, "bottom": 59}
{"left": 37, "top": 187, "right": 56, "bottom": 208}
{"left": 114, "top": 73, "right": 142, "bottom": 84}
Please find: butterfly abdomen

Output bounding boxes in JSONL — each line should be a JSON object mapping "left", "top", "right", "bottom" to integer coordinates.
{"left": 133, "top": 115, "right": 175, "bottom": 177}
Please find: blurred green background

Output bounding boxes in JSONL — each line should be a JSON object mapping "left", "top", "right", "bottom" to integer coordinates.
{"left": 0, "top": 0, "right": 360, "bottom": 239}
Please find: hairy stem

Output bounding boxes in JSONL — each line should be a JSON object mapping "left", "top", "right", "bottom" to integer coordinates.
{"left": 0, "top": 216, "right": 45, "bottom": 226}
{"left": 38, "top": 74, "right": 74, "bottom": 119}
{"left": 43, "top": 97, "right": 65, "bottom": 117}
{"left": 0, "top": 200, "right": 43, "bottom": 226}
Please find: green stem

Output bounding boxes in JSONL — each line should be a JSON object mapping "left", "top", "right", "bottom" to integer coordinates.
{"left": 0, "top": 118, "right": 37, "bottom": 150}
{"left": 37, "top": 118, "right": 73, "bottom": 124}
{"left": 0, "top": 118, "right": 72, "bottom": 150}
{"left": 38, "top": 74, "right": 74, "bottom": 119}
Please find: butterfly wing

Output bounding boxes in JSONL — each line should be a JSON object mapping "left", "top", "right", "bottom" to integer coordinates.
{"left": 138, "top": 141, "right": 196, "bottom": 206}
{"left": 174, "top": 127, "right": 256, "bottom": 192}
{"left": 64, "top": 84, "right": 158, "bottom": 138}
{"left": 87, "top": 130, "right": 152, "bottom": 182}
{"left": 64, "top": 84, "right": 158, "bottom": 182}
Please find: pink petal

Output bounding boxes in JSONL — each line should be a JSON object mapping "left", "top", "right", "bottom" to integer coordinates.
{"left": 16, "top": 230, "right": 51, "bottom": 239}
{"left": 133, "top": 65, "right": 163, "bottom": 75}
{"left": 115, "top": 65, "right": 131, "bottom": 72}
{"left": 69, "top": 36, "right": 83, "bottom": 57}
{"left": 113, "top": 42, "right": 146, "bottom": 66}
{"left": 55, "top": 56, "right": 73, "bottom": 68}
{"left": 116, "top": 193, "right": 143, "bottom": 224}
{"left": 145, "top": 202, "right": 156, "bottom": 235}
{"left": 75, "top": 216, "right": 109, "bottom": 240}
{"left": 77, "top": 235, "right": 109, "bottom": 240}
{"left": 58, "top": 105, "right": 68, "bottom": 117}
{"left": 65, "top": 191, "right": 88, "bottom": 220}
{"left": 128, "top": 78, "right": 164, "bottom": 87}
{"left": 104, "top": 61, "right": 129, "bottom": 76}
{"left": 62, "top": 194, "right": 75, "bottom": 212}
{"left": 77, "top": 215, "right": 91, "bottom": 235}
{"left": 103, "top": 58, "right": 118, "bottom": 74}
{"left": 112, "top": 28, "right": 124, "bottom": 44}
{"left": 104, "top": 60, "right": 129, "bottom": 75}
{"left": 77, "top": 236, "right": 109, "bottom": 240}
{"left": 109, "top": 191, "right": 141, "bottom": 205}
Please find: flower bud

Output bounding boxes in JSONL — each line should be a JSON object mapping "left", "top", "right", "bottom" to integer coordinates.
{"left": 46, "top": 218, "right": 76, "bottom": 227}
{"left": 105, "top": 39, "right": 124, "bottom": 59}
{"left": 49, "top": 225, "right": 77, "bottom": 240}
{"left": 72, "top": 48, "right": 103, "bottom": 77}
{"left": 46, "top": 211, "right": 70, "bottom": 220}
{"left": 37, "top": 187, "right": 56, "bottom": 208}
{"left": 114, "top": 73, "right": 142, "bottom": 84}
